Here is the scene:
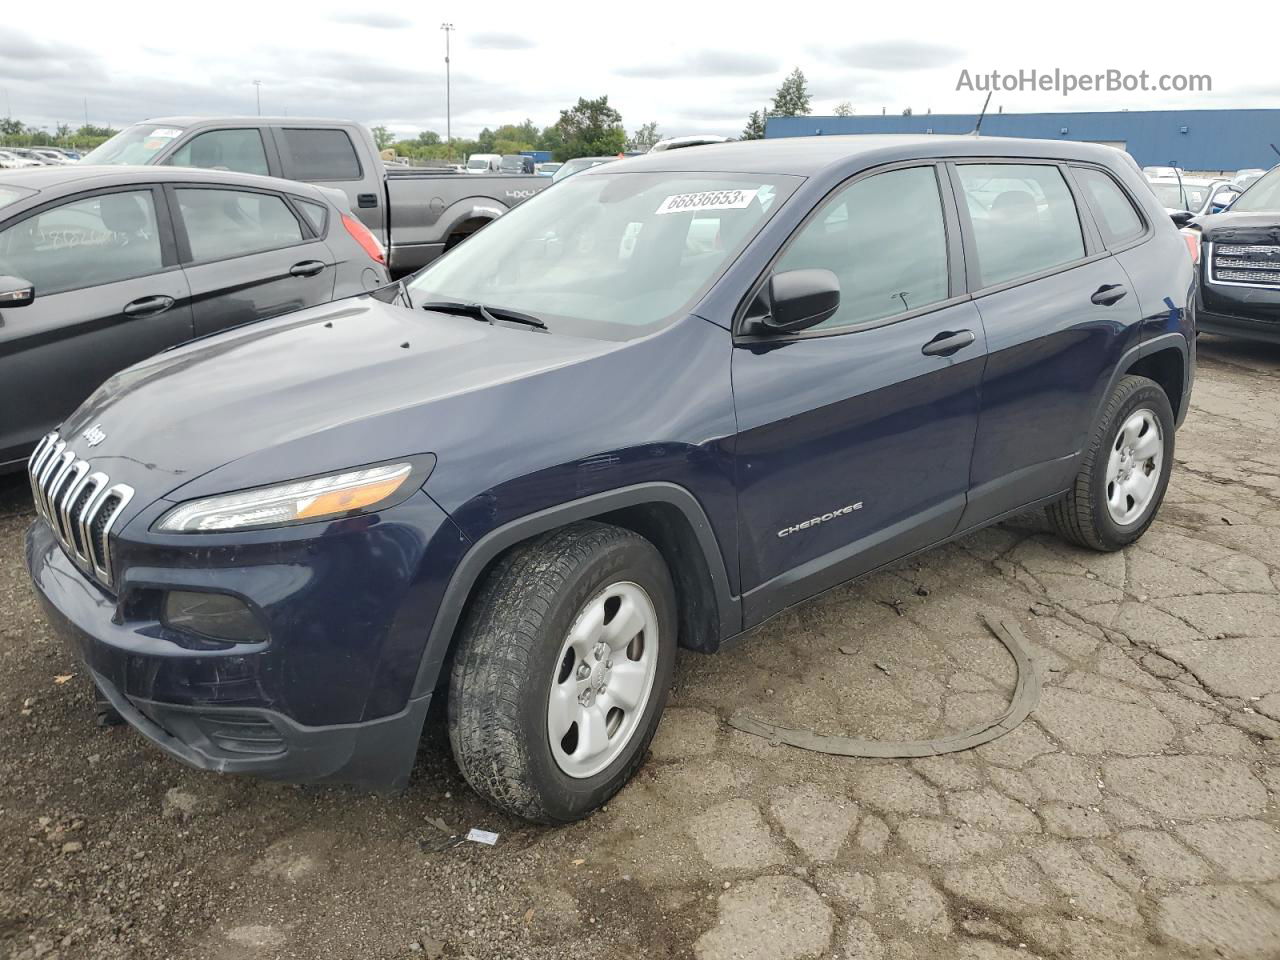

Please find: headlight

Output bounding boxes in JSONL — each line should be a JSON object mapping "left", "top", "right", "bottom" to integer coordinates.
{"left": 156, "top": 462, "right": 417, "bottom": 533}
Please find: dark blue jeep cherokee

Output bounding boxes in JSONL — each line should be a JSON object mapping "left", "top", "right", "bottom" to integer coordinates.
{"left": 25, "top": 136, "right": 1194, "bottom": 822}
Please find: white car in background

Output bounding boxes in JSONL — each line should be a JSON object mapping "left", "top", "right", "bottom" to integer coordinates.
{"left": 464, "top": 153, "right": 501, "bottom": 174}
{"left": 0, "top": 150, "right": 41, "bottom": 169}
{"left": 1146, "top": 176, "right": 1238, "bottom": 216}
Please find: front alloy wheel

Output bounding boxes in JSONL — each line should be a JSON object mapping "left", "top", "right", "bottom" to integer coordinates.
{"left": 448, "top": 521, "right": 676, "bottom": 823}
{"left": 548, "top": 582, "right": 659, "bottom": 779}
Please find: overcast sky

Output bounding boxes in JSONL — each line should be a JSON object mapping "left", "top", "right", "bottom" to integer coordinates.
{"left": 5, "top": 0, "right": 1278, "bottom": 141}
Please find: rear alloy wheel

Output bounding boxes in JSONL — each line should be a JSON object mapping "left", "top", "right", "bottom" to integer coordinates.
{"left": 448, "top": 522, "right": 676, "bottom": 823}
{"left": 1048, "top": 375, "right": 1175, "bottom": 551}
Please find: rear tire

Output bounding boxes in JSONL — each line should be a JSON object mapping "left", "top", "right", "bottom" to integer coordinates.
{"left": 1048, "top": 375, "right": 1174, "bottom": 551}
{"left": 447, "top": 521, "right": 676, "bottom": 823}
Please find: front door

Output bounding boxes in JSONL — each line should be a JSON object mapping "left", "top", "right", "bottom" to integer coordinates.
{"left": 167, "top": 184, "right": 336, "bottom": 337}
{"left": 0, "top": 186, "right": 192, "bottom": 464}
{"left": 731, "top": 164, "right": 986, "bottom": 626}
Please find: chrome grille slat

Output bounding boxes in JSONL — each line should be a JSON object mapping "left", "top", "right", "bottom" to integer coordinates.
{"left": 26, "top": 432, "right": 133, "bottom": 590}
{"left": 1215, "top": 243, "right": 1280, "bottom": 257}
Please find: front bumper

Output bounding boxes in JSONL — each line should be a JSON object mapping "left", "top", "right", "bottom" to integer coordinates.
{"left": 25, "top": 490, "right": 468, "bottom": 788}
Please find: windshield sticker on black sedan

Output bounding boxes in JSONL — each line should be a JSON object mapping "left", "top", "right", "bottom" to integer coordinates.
{"left": 655, "top": 189, "right": 759, "bottom": 216}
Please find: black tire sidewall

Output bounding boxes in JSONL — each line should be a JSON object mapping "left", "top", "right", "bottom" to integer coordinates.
{"left": 1089, "top": 382, "right": 1175, "bottom": 549}
{"left": 516, "top": 535, "right": 676, "bottom": 822}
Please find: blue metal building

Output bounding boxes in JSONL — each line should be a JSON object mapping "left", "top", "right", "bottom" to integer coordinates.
{"left": 765, "top": 109, "right": 1280, "bottom": 171}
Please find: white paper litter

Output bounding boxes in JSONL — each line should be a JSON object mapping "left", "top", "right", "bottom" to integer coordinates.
{"left": 466, "top": 828, "right": 499, "bottom": 845}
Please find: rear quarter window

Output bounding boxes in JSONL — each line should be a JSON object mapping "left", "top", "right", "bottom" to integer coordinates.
{"left": 294, "top": 199, "right": 329, "bottom": 235}
{"left": 278, "top": 128, "right": 362, "bottom": 181}
{"left": 1073, "top": 167, "right": 1145, "bottom": 247}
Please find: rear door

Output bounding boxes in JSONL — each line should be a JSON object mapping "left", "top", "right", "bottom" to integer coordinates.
{"left": 270, "top": 126, "right": 386, "bottom": 243}
{"left": 0, "top": 186, "right": 192, "bottom": 463}
{"left": 167, "top": 183, "right": 337, "bottom": 337}
{"left": 951, "top": 160, "right": 1143, "bottom": 528}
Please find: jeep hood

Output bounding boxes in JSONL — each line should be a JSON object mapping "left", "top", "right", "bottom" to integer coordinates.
{"left": 60, "top": 296, "right": 616, "bottom": 500}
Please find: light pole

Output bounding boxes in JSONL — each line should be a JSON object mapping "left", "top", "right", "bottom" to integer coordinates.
{"left": 440, "top": 23, "right": 454, "bottom": 160}
{"left": 253, "top": 80, "right": 262, "bottom": 116}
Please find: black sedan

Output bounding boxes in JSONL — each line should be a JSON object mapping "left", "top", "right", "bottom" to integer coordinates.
{"left": 0, "top": 165, "right": 391, "bottom": 469}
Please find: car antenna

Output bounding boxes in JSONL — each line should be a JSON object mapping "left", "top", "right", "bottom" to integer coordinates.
{"left": 1172, "top": 162, "right": 1188, "bottom": 212}
{"left": 1270, "top": 142, "right": 1280, "bottom": 159}
{"left": 970, "top": 92, "right": 993, "bottom": 136}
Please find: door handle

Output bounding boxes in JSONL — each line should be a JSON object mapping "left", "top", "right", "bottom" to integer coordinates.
{"left": 1091, "top": 283, "right": 1128, "bottom": 306}
{"left": 289, "top": 260, "right": 326, "bottom": 278}
{"left": 357, "top": 193, "right": 378, "bottom": 208}
{"left": 122, "top": 295, "right": 175, "bottom": 318}
{"left": 921, "top": 329, "right": 976, "bottom": 357}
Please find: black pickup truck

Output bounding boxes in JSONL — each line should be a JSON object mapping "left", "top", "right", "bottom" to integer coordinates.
{"left": 1187, "top": 163, "right": 1280, "bottom": 343}
{"left": 80, "top": 117, "right": 551, "bottom": 274}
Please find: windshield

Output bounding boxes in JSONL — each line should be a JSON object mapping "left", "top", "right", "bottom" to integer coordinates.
{"left": 1149, "top": 182, "right": 1210, "bottom": 211}
{"left": 1230, "top": 166, "right": 1280, "bottom": 213}
{"left": 466, "top": 156, "right": 491, "bottom": 170}
{"left": 80, "top": 123, "right": 187, "bottom": 165}
{"left": 407, "top": 170, "right": 798, "bottom": 340}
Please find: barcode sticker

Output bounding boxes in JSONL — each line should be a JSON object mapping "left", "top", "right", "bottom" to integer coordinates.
{"left": 656, "top": 188, "right": 759, "bottom": 216}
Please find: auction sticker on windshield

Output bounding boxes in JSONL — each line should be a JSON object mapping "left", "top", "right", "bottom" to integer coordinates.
{"left": 656, "top": 189, "right": 759, "bottom": 216}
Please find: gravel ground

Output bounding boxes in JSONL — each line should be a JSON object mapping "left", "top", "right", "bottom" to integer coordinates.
{"left": 2, "top": 335, "right": 1279, "bottom": 960}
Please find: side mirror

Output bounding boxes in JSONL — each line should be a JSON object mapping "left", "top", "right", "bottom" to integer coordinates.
{"left": 1210, "top": 188, "right": 1241, "bottom": 213}
{"left": 763, "top": 269, "right": 841, "bottom": 333}
{"left": 0, "top": 276, "right": 34, "bottom": 307}
{"left": 1169, "top": 209, "right": 1196, "bottom": 228}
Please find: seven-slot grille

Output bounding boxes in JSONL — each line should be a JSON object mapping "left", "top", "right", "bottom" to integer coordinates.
{"left": 1210, "top": 242, "right": 1280, "bottom": 288}
{"left": 28, "top": 432, "right": 134, "bottom": 589}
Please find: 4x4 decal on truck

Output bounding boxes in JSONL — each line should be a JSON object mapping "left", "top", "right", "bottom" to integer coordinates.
{"left": 777, "top": 503, "right": 863, "bottom": 538}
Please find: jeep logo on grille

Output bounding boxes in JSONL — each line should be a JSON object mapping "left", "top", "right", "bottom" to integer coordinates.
{"left": 82, "top": 424, "right": 107, "bottom": 448}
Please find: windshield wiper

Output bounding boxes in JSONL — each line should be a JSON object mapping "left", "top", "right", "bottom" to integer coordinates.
{"left": 418, "top": 300, "right": 548, "bottom": 331}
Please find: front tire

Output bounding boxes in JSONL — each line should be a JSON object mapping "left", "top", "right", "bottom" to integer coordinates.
{"left": 447, "top": 521, "right": 677, "bottom": 823}
{"left": 1048, "top": 375, "right": 1175, "bottom": 551}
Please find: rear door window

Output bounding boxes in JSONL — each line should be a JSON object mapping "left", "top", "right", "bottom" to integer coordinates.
{"left": 278, "top": 128, "right": 362, "bottom": 181}
{"left": 165, "top": 129, "right": 269, "bottom": 176}
{"left": 957, "top": 163, "right": 1086, "bottom": 287}
{"left": 0, "top": 190, "right": 164, "bottom": 295}
{"left": 175, "top": 188, "right": 304, "bottom": 262}
{"left": 1073, "top": 167, "right": 1144, "bottom": 247}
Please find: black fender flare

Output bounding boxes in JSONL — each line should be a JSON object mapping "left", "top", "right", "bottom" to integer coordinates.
{"left": 410, "top": 482, "right": 741, "bottom": 698}
{"left": 1093, "top": 332, "right": 1191, "bottom": 431}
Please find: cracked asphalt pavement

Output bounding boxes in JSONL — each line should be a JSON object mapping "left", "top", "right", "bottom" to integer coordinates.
{"left": 3, "top": 336, "right": 1279, "bottom": 960}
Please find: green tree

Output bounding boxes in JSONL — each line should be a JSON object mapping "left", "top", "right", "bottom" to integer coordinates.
{"left": 833, "top": 101, "right": 853, "bottom": 117}
{"left": 475, "top": 127, "right": 497, "bottom": 153}
{"left": 538, "top": 123, "right": 564, "bottom": 155}
{"left": 902, "top": 107, "right": 913, "bottom": 116}
{"left": 0, "top": 118, "right": 25, "bottom": 137}
{"left": 628, "top": 121, "right": 661, "bottom": 152}
{"left": 371, "top": 125, "right": 394, "bottom": 150}
{"left": 771, "top": 68, "right": 812, "bottom": 117}
{"left": 416, "top": 130, "right": 442, "bottom": 146}
{"left": 553, "top": 96, "right": 626, "bottom": 161}
{"left": 741, "top": 110, "right": 766, "bottom": 141}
